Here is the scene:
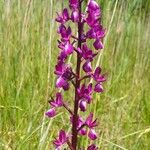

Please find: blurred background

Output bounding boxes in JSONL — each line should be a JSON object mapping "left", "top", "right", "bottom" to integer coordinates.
{"left": 0, "top": 0, "right": 150, "bottom": 149}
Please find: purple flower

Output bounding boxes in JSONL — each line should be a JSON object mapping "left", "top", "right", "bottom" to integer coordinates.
{"left": 53, "top": 130, "right": 69, "bottom": 149}
{"left": 56, "top": 8, "right": 69, "bottom": 24}
{"left": 86, "top": 0, "right": 101, "bottom": 27}
{"left": 71, "top": 10, "right": 79, "bottom": 22}
{"left": 86, "top": 25, "right": 105, "bottom": 39}
{"left": 64, "top": 42, "right": 74, "bottom": 54}
{"left": 55, "top": 61, "right": 72, "bottom": 90}
{"left": 56, "top": 76, "right": 69, "bottom": 90}
{"left": 58, "top": 24, "right": 72, "bottom": 41}
{"left": 79, "top": 44, "right": 97, "bottom": 60}
{"left": 92, "top": 67, "right": 106, "bottom": 82}
{"left": 69, "top": 0, "right": 78, "bottom": 9}
{"left": 83, "top": 61, "right": 92, "bottom": 73}
{"left": 93, "top": 39, "right": 104, "bottom": 50}
{"left": 49, "top": 92, "right": 63, "bottom": 107}
{"left": 94, "top": 83, "right": 103, "bottom": 93}
{"left": 88, "top": 0, "right": 100, "bottom": 11}
{"left": 79, "top": 100, "right": 87, "bottom": 112}
{"left": 86, "top": 113, "right": 97, "bottom": 128}
{"left": 45, "top": 107, "right": 56, "bottom": 118}
{"left": 88, "top": 129, "right": 97, "bottom": 140}
{"left": 79, "top": 127, "right": 87, "bottom": 136}
{"left": 78, "top": 83, "right": 93, "bottom": 103}
{"left": 77, "top": 117, "right": 87, "bottom": 136}
{"left": 87, "top": 144, "right": 98, "bottom": 150}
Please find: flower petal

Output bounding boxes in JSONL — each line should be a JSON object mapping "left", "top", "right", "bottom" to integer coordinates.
{"left": 94, "top": 83, "right": 103, "bottom": 93}
{"left": 45, "top": 108, "right": 56, "bottom": 118}
{"left": 88, "top": 129, "right": 97, "bottom": 140}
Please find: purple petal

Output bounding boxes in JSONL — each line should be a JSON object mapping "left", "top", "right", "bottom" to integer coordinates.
{"left": 45, "top": 108, "right": 56, "bottom": 118}
{"left": 56, "top": 76, "right": 66, "bottom": 88}
{"left": 62, "top": 82, "right": 69, "bottom": 91}
{"left": 93, "top": 39, "right": 104, "bottom": 50}
{"left": 69, "top": 0, "right": 78, "bottom": 9}
{"left": 71, "top": 10, "right": 79, "bottom": 22}
{"left": 53, "top": 139, "right": 61, "bottom": 147}
{"left": 79, "top": 100, "right": 87, "bottom": 112}
{"left": 62, "top": 8, "right": 69, "bottom": 21}
{"left": 93, "top": 67, "right": 102, "bottom": 81}
{"left": 79, "top": 128, "right": 87, "bottom": 136}
{"left": 54, "top": 61, "right": 64, "bottom": 75}
{"left": 56, "top": 92, "right": 63, "bottom": 106}
{"left": 59, "top": 130, "right": 66, "bottom": 143}
{"left": 83, "top": 61, "right": 92, "bottom": 73}
{"left": 64, "top": 42, "right": 73, "bottom": 55}
{"left": 88, "top": 0, "right": 99, "bottom": 11}
{"left": 86, "top": 113, "right": 93, "bottom": 126}
{"left": 94, "top": 83, "right": 103, "bottom": 93}
{"left": 88, "top": 129, "right": 97, "bottom": 140}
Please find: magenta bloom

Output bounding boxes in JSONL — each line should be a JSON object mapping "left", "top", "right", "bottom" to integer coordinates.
{"left": 71, "top": 10, "right": 79, "bottom": 22}
{"left": 56, "top": 8, "right": 69, "bottom": 24}
{"left": 46, "top": 0, "right": 106, "bottom": 149}
{"left": 78, "top": 83, "right": 93, "bottom": 104}
{"left": 69, "top": 0, "right": 78, "bottom": 9}
{"left": 86, "top": 113, "right": 97, "bottom": 128}
{"left": 55, "top": 61, "right": 73, "bottom": 90}
{"left": 49, "top": 92, "right": 63, "bottom": 107}
{"left": 53, "top": 130, "right": 69, "bottom": 149}
{"left": 83, "top": 61, "right": 92, "bottom": 73}
{"left": 45, "top": 107, "right": 56, "bottom": 118}
{"left": 93, "top": 67, "right": 106, "bottom": 82}
{"left": 58, "top": 24, "right": 72, "bottom": 41}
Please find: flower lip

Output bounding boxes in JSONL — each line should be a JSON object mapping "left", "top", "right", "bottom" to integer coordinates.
{"left": 45, "top": 108, "right": 56, "bottom": 118}
{"left": 92, "top": 67, "right": 106, "bottom": 82}
{"left": 88, "top": 129, "right": 97, "bottom": 140}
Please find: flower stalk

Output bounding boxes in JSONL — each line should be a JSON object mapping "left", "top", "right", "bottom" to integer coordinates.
{"left": 72, "top": 1, "right": 82, "bottom": 148}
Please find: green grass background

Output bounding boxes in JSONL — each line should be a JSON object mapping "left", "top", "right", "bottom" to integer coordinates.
{"left": 0, "top": 0, "right": 150, "bottom": 149}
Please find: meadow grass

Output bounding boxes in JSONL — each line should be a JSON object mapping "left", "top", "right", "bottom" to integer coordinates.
{"left": 0, "top": 0, "right": 150, "bottom": 149}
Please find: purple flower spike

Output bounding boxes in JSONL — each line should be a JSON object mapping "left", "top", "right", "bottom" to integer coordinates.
{"left": 88, "top": 129, "right": 97, "bottom": 140}
{"left": 83, "top": 61, "right": 92, "bottom": 73}
{"left": 94, "top": 83, "right": 103, "bottom": 93}
{"left": 46, "top": 0, "right": 106, "bottom": 149}
{"left": 87, "top": 144, "right": 98, "bottom": 150}
{"left": 53, "top": 130, "right": 69, "bottom": 149}
{"left": 45, "top": 108, "right": 56, "bottom": 118}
